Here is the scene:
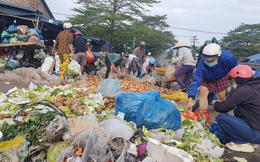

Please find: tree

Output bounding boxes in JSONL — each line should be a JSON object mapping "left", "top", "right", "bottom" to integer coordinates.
{"left": 70, "top": 0, "right": 160, "bottom": 52}
{"left": 221, "top": 23, "right": 260, "bottom": 58}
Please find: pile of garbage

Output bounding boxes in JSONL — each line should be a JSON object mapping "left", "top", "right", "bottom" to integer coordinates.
{"left": 0, "top": 67, "right": 61, "bottom": 86}
{"left": 0, "top": 77, "right": 225, "bottom": 162}
{"left": 1, "top": 25, "right": 44, "bottom": 45}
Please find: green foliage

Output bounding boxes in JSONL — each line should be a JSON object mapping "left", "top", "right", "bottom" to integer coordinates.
{"left": 221, "top": 23, "right": 260, "bottom": 58}
{"left": 70, "top": 0, "right": 177, "bottom": 56}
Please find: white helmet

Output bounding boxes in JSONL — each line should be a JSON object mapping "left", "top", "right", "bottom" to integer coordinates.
{"left": 63, "top": 22, "right": 72, "bottom": 29}
{"left": 202, "top": 43, "right": 221, "bottom": 61}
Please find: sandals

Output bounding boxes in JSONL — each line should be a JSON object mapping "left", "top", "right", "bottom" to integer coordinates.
{"left": 226, "top": 142, "right": 254, "bottom": 153}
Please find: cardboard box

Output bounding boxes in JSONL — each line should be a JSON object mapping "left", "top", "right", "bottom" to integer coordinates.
{"left": 68, "top": 118, "right": 101, "bottom": 136}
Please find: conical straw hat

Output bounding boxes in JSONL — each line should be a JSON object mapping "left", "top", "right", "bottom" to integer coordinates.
{"left": 173, "top": 41, "right": 187, "bottom": 49}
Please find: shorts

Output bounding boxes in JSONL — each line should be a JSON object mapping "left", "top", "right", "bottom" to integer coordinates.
{"left": 200, "top": 74, "right": 229, "bottom": 93}
{"left": 74, "top": 52, "right": 86, "bottom": 66}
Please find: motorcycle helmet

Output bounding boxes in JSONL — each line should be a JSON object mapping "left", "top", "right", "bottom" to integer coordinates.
{"left": 204, "top": 40, "right": 211, "bottom": 46}
{"left": 229, "top": 65, "right": 253, "bottom": 79}
{"left": 149, "top": 58, "right": 156, "bottom": 66}
{"left": 87, "top": 39, "right": 91, "bottom": 42}
{"left": 201, "top": 43, "right": 221, "bottom": 61}
{"left": 75, "top": 31, "right": 82, "bottom": 36}
{"left": 63, "top": 22, "right": 72, "bottom": 29}
{"left": 140, "top": 41, "right": 146, "bottom": 47}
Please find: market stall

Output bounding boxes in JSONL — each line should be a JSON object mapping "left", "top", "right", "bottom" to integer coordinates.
{"left": 0, "top": 42, "right": 45, "bottom": 70}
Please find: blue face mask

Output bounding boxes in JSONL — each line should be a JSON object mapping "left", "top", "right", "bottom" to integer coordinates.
{"left": 204, "top": 61, "right": 218, "bottom": 67}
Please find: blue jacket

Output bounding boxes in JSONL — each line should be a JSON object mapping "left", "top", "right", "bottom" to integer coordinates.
{"left": 188, "top": 50, "right": 238, "bottom": 98}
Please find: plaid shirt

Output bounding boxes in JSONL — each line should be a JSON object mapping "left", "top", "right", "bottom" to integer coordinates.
{"left": 55, "top": 30, "right": 73, "bottom": 55}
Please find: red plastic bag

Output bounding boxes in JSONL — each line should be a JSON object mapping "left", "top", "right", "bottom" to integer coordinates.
{"left": 86, "top": 51, "right": 94, "bottom": 64}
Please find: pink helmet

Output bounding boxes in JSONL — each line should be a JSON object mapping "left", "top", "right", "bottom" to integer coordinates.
{"left": 75, "top": 31, "right": 82, "bottom": 36}
{"left": 229, "top": 65, "right": 253, "bottom": 79}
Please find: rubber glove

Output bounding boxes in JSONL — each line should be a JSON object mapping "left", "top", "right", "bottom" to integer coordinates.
{"left": 111, "top": 64, "right": 118, "bottom": 73}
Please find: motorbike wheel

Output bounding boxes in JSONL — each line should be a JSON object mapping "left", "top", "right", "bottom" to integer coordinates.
{"left": 192, "top": 88, "right": 215, "bottom": 112}
{"left": 85, "top": 63, "right": 97, "bottom": 75}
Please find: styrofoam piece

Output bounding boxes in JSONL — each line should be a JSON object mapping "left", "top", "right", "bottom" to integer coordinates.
{"left": 146, "top": 137, "right": 193, "bottom": 162}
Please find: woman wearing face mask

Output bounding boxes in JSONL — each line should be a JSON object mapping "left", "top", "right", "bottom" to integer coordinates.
{"left": 185, "top": 43, "right": 238, "bottom": 125}
{"left": 211, "top": 65, "right": 260, "bottom": 153}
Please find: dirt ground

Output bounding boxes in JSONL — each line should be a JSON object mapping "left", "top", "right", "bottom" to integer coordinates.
{"left": 0, "top": 68, "right": 260, "bottom": 161}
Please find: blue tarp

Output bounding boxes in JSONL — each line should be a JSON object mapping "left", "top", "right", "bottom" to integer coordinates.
{"left": 247, "top": 53, "right": 260, "bottom": 64}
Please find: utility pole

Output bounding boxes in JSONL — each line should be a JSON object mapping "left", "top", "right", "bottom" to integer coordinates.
{"left": 190, "top": 36, "right": 199, "bottom": 46}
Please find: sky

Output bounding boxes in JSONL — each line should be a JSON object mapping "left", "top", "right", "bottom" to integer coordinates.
{"left": 46, "top": 0, "right": 260, "bottom": 46}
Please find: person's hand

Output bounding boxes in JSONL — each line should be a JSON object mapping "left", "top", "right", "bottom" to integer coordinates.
{"left": 185, "top": 98, "right": 193, "bottom": 112}
{"left": 170, "top": 61, "right": 174, "bottom": 65}
{"left": 211, "top": 100, "right": 220, "bottom": 106}
{"left": 112, "top": 65, "right": 118, "bottom": 73}
{"left": 52, "top": 49, "right": 55, "bottom": 55}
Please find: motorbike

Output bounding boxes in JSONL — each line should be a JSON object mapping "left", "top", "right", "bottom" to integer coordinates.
{"left": 84, "top": 51, "right": 103, "bottom": 75}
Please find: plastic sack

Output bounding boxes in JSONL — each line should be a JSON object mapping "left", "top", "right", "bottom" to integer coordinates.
{"left": 27, "top": 29, "right": 39, "bottom": 37}
{"left": 115, "top": 89, "right": 160, "bottom": 122}
{"left": 27, "top": 36, "right": 40, "bottom": 43}
{"left": 41, "top": 56, "right": 55, "bottom": 74}
{"left": 100, "top": 119, "right": 134, "bottom": 140}
{"left": 33, "top": 49, "right": 47, "bottom": 59}
{"left": 165, "top": 64, "right": 175, "bottom": 81}
{"left": 141, "top": 74, "right": 155, "bottom": 85}
{"left": 0, "top": 136, "right": 29, "bottom": 162}
{"left": 47, "top": 140, "right": 72, "bottom": 162}
{"left": 7, "top": 24, "right": 17, "bottom": 33}
{"left": 56, "top": 127, "right": 98, "bottom": 162}
{"left": 10, "top": 37, "right": 18, "bottom": 43}
{"left": 1, "top": 38, "right": 10, "bottom": 44}
{"left": 88, "top": 130, "right": 111, "bottom": 162}
{"left": 97, "top": 79, "right": 121, "bottom": 98}
{"left": 1, "top": 31, "right": 14, "bottom": 39}
{"left": 86, "top": 51, "right": 94, "bottom": 64}
{"left": 6, "top": 59, "right": 19, "bottom": 69}
{"left": 46, "top": 115, "right": 69, "bottom": 141}
{"left": 17, "top": 34, "right": 29, "bottom": 42}
{"left": 136, "top": 93, "right": 181, "bottom": 130}
{"left": 54, "top": 54, "right": 60, "bottom": 76}
{"left": 67, "top": 60, "right": 81, "bottom": 76}
{"left": 17, "top": 25, "right": 28, "bottom": 35}
{"left": 210, "top": 123, "right": 230, "bottom": 144}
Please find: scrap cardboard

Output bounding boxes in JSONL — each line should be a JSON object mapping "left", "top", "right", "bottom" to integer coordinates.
{"left": 68, "top": 118, "right": 101, "bottom": 136}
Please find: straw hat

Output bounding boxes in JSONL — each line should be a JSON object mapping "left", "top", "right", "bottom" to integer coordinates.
{"left": 173, "top": 41, "right": 187, "bottom": 49}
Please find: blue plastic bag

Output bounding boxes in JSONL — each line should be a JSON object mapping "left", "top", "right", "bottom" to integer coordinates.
{"left": 7, "top": 25, "right": 17, "bottom": 33}
{"left": 210, "top": 123, "right": 230, "bottom": 144}
{"left": 115, "top": 89, "right": 160, "bottom": 122}
{"left": 136, "top": 93, "right": 181, "bottom": 130}
{"left": 97, "top": 79, "right": 121, "bottom": 98}
{"left": 6, "top": 60, "right": 19, "bottom": 69}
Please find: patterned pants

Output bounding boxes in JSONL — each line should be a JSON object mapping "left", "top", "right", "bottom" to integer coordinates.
{"left": 59, "top": 54, "right": 70, "bottom": 80}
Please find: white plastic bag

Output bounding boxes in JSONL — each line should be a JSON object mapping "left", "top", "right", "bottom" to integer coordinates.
{"left": 100, "top": 119, "right": 134, "bottom": 140}
{"left": 165, "top": 64, "right": 175, "bottom": 81}
{"left": 54, "top": 54, "right": 60, "bottom": 76}
{"left": 67, "top": 60, "right": 81, "bottom": 76}
{"left": 41, "top": 56, "right": 55, "bottom": 74}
